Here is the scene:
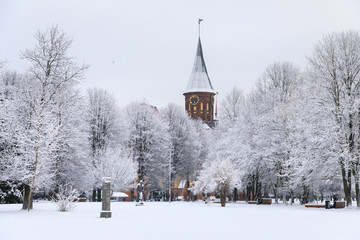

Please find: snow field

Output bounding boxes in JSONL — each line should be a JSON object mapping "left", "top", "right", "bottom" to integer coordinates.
{"left": 0, "top": 201, "right": 358, "bottom": 240}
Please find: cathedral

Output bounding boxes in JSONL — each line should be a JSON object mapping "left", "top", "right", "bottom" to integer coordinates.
{"left": 125, "top": 22, "right": 218, "bottom": 203}
{"left": 184, "top": 23, "right": 217, "bottom": 128}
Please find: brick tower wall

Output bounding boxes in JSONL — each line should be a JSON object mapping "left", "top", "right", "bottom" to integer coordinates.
{"left": 184, "top": 92, "right": 215, "bottom": 123}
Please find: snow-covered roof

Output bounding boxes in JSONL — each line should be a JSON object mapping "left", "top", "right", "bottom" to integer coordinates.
{"left": 184, "top": 38, "right": 215, "bottom": 94}
{"left": 202, "top": 122, "right": 211, "bottom": 130}
{"left": 112, "top": 192, "right": 128, "bottom": 198}
{"left": 178, "top": 180, "right": 187, "bottom": 189}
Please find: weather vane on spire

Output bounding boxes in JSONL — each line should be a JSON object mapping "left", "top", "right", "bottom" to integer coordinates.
{"left": 198, "top": 18, "right": 203, "bottom": 37}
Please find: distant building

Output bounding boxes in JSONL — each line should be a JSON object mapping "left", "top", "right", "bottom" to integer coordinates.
{"left": 111, "top": 192, "right": 129, "bottom": 202}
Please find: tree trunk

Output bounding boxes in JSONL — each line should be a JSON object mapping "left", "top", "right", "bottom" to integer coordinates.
{"left": 355, "top": 181, "right": 360, "bottom": 208}
{"left": 347, "top": 169, "right": 352, "bottom": 206}
{"left": 246, "top": 185, "right": 251, "bottom": 202}
{"left": 26, "top": 145, "right": 39, "bottom": 211}
{"left": 22, "top": 184, "right": 32, "bottom": 210}
{"left": 353, "top": 168, "right": 360, "bottom": 207}
{"left": 186, "top": 177, "right": 190, "bottom": 202}
{"left": 273, "top": 188, "right": 278, "bottom": 204}
{"left": 220, "top": 187, "right": 226, "bottom": 207}
{"left": 356, "top": 180, "right": 360, "bottom": 208}
{"left": 263, "top": 186, "right": 269, "bottom": 198}
{"left": 301, "top": 184, "right": 309, "bottom": 204}
{"left": 92, "top": 188, "right": 96, "bottom": 202}
{"left": 130, "top": 188, "right": 134, "bottom": 201}
{"left": 255, "top": 181, "right": 262, "bottom": 200}
{"left": 340, "top": 164, "right": 348, "bottom": 203}
{"left": 233, "top": 188, "right": 238, "bottom": 202}
{"left": 345, "top": 114, "right": 354, "bottom": 206}
{"left": 97, "top": 187, "right": 102, "bottom": 202}
{"left": 251, "top": 183, "right": 255, "bottom": 201}
{"left": 28, "top": 190, "right": 33, "bottom": 211}
{"left": 340, "top": 164, "right": 352, "bottom": 206}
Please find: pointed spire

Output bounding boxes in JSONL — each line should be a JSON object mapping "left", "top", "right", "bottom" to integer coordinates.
{"left": 198, "top": 18, "right": 203, "bottom": 37}
{"left": 184, "top": 30, "right": 215, "bottom": 94}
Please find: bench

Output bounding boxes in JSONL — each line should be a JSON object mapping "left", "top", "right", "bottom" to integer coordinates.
{"left": 333, "top": 201, "right": 345, "bottom": 208}
{"left": 248, "top": 198, "right": 272, "bottom": 205}
{"left": 305, "top": 201, "right": 346, "bottom": 209}
{"left": 261, "top": 198, "right": 272, "bottom": 205}
{"left": 76, "top": 198, "right": 87, "bottom": 202}
{"left": 305, "top": 204, "right": 325, "bottom": 208}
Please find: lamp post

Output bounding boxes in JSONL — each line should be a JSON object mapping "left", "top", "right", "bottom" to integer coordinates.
{"left": 169, "top": 156, "right": 171, "bottom": 203}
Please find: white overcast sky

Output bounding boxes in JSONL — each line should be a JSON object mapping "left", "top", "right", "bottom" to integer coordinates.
{"left": 1, "top": 0, "right": 360, "bottom": 108}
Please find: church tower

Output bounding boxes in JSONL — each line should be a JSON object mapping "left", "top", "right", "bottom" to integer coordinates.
{"left": 184, "top": 20, "right": 216, "bottom": 127}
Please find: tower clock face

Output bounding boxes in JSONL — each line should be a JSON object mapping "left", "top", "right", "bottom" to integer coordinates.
{"left": 189, "top": 95, "right": 200, "bottom": 105}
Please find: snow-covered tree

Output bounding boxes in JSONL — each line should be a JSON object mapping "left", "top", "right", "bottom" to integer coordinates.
{"left": 194, "top": 157, "right": 240, "bottom": 207}
{"left": 0, "top": 71, "right": 20, "bottom": 177}
{"left": 87, "top": 147, "right": 136, "bottom": 192}
{"left": 219, "top": 86, "right": 245, "bottom": 126}
{"left": 308, "top": 30, "right": 360, "bottom": 206}
{"left": 126, "top": 102, "right": 171, "bottom": 193}
{"left": 50, "top": 86, "right": 89, "bottom": 192}
{"left": 0, "top": 60, "right": 4, "bottom": 72}
{"left": 161, "top": 103, "right": 204, "bottom": 200}
{"left": 212, "top": 62, "right": 301, "bottom": 203}
{"left": 85, "top": 88, "right": 120, "bottom": 201}
{"left": 0, "top": 71, "right": 24, "bottom": 203}
{"left": 86, "top": 88, "right": 119, "bottom": 156}
{"left": 14, "top": 25, "right": 87, "bottom": 210}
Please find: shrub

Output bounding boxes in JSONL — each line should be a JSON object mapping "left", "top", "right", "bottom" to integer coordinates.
{"left": 51, "top": 184, "right": 79, "bottom": 212}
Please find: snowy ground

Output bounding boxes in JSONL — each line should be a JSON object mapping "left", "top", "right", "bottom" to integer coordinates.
{"left": 1, "top": 201, "right": 359, "bottom": 240}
